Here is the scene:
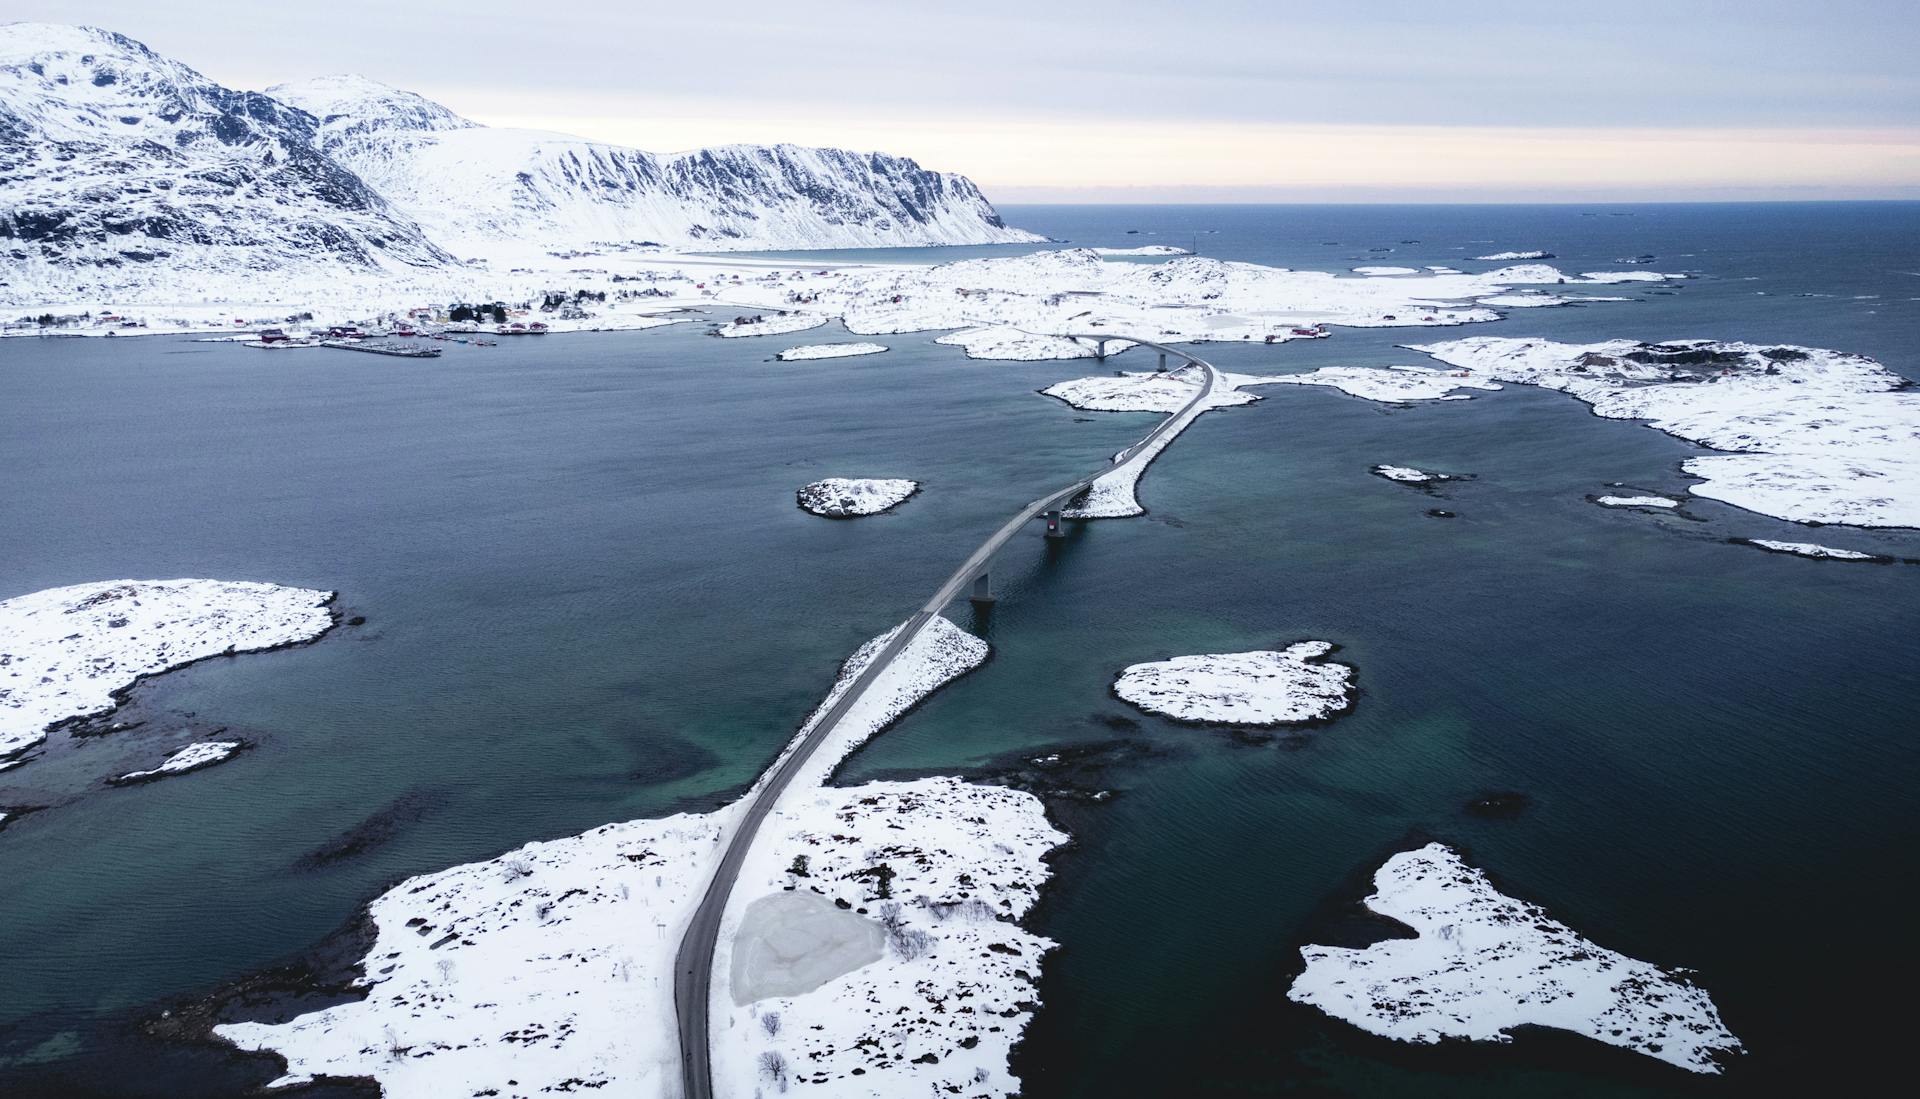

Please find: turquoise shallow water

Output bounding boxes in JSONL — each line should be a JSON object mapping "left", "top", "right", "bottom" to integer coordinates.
{"left": 3, "top": 203, "right": 1918, "bottom": 1095}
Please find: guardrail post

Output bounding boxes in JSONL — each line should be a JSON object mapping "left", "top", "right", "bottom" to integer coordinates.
{"left": 969, "top": 571, "right": 995, "bottom": 604}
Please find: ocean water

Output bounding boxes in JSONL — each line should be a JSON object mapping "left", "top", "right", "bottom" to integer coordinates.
{"left": 2, "top": 203, "right": 1918, "bottom": 1096}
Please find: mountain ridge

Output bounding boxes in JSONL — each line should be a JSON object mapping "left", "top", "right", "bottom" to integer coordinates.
{"left": 0, "top": 23, "right": 1037, "bottom": 304}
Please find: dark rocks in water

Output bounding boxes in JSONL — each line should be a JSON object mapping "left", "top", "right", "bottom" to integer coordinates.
{"left": 0, "top": 805, "right": 44, "bottom": 832}
{"left": 1125, "top": 229, "right": 1141, "bottom": 234}
{"left": 292, "top": 788, "right": 444, "bottom": 871}
{"left": 1426, "top": 509, "right": 1456, "bottom": 519}
{"left": 1466, "top": 791, "right": 1531, "bottom": 818}
{"left": 345, "top": 615, "right": 367, "bottom": 627}
{"left": 1091, "top": 712, "right": 1141, "bottom": 731}
{"left": 618, "top": 731, "right": 721, "bottom": 787}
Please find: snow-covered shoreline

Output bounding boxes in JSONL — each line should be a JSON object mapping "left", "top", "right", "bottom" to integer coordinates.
{"left": 1113, "top": 641, "right": 1356, "bottom": 726}
{"left": 0, "top": 579, "right": 337, "bottom": 765}
{"left": 1290, "top": 843, "right": 1742, "bottom": 1074}
{"left": 7, "top": 247, "right": 1689, "bottom": 361}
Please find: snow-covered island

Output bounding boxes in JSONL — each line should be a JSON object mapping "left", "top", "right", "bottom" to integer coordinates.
{"left": 796, "top": 478, "right": 920, "bottom": 518}
{"left": 1372, "top": 465, "right": 1461, "bottom": 485}
{"left": 777, "top": 342, "right": 888, "bottom": 361}
{"left": 1738, "top": 538, "right": 1886, "bottom": 561}
{"left": 110, "top": 740, "right": 243, "bottom": 784}
{"left": 1474, "top": 250, "right": 1555, "bottom": 261}
{"left": 0, "top": 579, "right": 336, "bottom": 765}
{"left": 1113, "top": 641, "right": 1355, "bottom": 726}
{"left": 1409, "top": 337, "right": 1920, "bottom": 527}
{"left": 1594, "top": 494, "right": 1680, "bottom": 509}
{"left": 220, "top": 615, "right": 1072, "bottom": 1099}
{"left": 1290, "top": 843, "right": 1743, "bottom": 1074}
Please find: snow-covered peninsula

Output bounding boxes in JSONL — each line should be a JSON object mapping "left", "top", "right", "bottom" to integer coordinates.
{"left": 1114, "top": 641, "right": 1356, "bottom": 726}
{"left": 1290, "top": 843, "right": 1742, "bottom": 1074}
{"left": 220, "top": 615, "right": 1069, "bottom": 1099}
{"left": 0, "top": 579, "right": 336, "bottom": 764}
{"left": 1409, "top": 337, "right": 1920, "bottom": 527}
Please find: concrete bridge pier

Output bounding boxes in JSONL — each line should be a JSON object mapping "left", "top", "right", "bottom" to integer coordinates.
{"left": 969, "top": 571, "right": 996, "bottom": 605}
{"left": 1158, "top": 351, "right": 1167, "bottom": 373}
{"left": 1044, "top": 510, "right": 1065, "bottom": 538}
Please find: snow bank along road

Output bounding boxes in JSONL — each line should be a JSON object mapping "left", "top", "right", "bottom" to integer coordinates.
{"left": 674, "top": 335, "right": 1218, "bottom": 1099}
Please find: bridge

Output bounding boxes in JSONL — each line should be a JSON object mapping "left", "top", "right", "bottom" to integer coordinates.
{"left": 673, "top": 335, "right": 1217, "bottom": 1099}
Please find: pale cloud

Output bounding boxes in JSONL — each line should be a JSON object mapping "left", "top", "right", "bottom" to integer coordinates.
{"left": 11, "top": 0, "right": 1920, "bottom": 200}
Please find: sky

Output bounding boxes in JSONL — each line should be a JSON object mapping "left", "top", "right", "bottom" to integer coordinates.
{"left": 11, "top": 0, "right": 1920, "bottom": 202}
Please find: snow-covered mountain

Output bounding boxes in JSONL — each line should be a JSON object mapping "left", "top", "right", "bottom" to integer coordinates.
{"left": 0, "top": 23, "right": 451, "bottom": 303}
{"left": 266, "top": 75, "right": 1041, "bottom": 257}
{"left": 0, "top": 24, "right": 1038, "bottom": 305}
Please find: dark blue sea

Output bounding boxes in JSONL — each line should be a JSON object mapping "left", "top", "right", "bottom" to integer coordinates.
{"left": 2, "top": 203, "right": 1917, "bottom": 1096}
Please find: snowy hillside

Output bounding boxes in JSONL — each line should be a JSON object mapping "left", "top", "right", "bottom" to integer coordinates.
{"left": 0, "top": 23, "right": 451, "bottom": 303}
{"left": 268, "top": 75, "right": 1041, "bottom": 258}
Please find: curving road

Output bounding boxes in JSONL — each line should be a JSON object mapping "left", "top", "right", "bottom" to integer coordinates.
{"left": 673, "top": 335, "right": 1217, "bottom": 1099}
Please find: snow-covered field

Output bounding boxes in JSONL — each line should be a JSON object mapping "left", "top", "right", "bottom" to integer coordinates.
{"left": 1410, "top": 337, "right": 1920, "bottom": 527}
{"left": 111, "top": 740, "right": 242, "bottom": 784}
{"left": 777, "top": 342, "right": 888, "bottom": 361}
{"left": 711, "top": 777, "right": 1065, "bottom": 1099}
{"left": 796, "top": 478, "right": 920, "bottom": 517}
{"left": 0, "top": 579, "right": 336, "bottom": 764}
{"left": 1290, "top": 843, "right": 1742, "bottom": 1074}
{"left": 1113, "top": 641, "right": 1355, "bottom": 725}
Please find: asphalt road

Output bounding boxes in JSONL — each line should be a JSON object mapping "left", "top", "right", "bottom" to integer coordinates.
{"left": 673, "top": 336, "right": 1217, "bottom": 1099}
